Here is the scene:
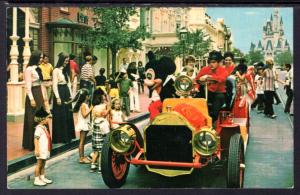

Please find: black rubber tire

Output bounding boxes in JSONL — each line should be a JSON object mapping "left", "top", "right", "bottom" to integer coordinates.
{"left": 101, "top": 133, "right": 130, "bottom": 188}
{"left": 227, "top": 133, "right": 245, "bottom": 188}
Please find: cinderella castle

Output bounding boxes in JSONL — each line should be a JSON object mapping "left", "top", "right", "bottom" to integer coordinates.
{"left": 250, "top": 8, "right": 290, "bottom": 60}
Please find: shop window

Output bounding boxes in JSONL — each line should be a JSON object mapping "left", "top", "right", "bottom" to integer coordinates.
{"left": 53, "top": 43, "right": 72, "bottom": 65}
{"left": 29, "top": 28, "right": 39, "bottom": 51}
{"left": 53, "top": 28, "right": 72, "bottom": 42}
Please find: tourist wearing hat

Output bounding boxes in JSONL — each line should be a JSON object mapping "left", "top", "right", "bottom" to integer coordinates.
{"left": 33, "top": 107, "right": 52, "bottom": 186}
{"left": 194, "top": 50, "right": 228, "bottom": 125}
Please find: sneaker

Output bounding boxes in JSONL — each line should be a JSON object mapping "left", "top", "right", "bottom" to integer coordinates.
{"left": 90, "top": 168, "right": 96, "bottom": 173}
{"left": 275, "top": 102, "right": 281, "bottom": 105}
{"left": 90, "top": 163, "right": 97, "bottom": 173}
{"left": 34, "top": 178, "right": 47, "bottom": 186}
{"left": 41, "top": 177, "right": 52, "bottom": 184}
{"left": 271, "top": 114, "right": 277, "bottom": 119}
{"left": 257, "top": 110, "right": 263, "bottom": 114}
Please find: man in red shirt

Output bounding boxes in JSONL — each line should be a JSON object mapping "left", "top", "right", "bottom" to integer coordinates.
{"left": 69, "top": 54, "right": 79, "bottom": 97}
{"left": 194, "top": 50, "right": 227, "bottom": 124}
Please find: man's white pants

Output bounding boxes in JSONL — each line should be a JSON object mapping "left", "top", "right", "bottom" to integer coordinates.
{"left": 130, "top": 81, "right": 140, "bottom": 111}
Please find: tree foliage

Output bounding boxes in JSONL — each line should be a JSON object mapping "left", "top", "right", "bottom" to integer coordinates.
{"left": 85, "top": 7, "right": 150, "bottom": 73}
{"left": 170, "top": 29, "right": 212, "bottom": 59}
{"left": 244, "top": 50, "right": 264, "bottom": 65}
{"left": 231, "top": 47, "right": 244, "bottom": 57}
{"left": 275, "top": 50, "right": 293, "bottom": 68}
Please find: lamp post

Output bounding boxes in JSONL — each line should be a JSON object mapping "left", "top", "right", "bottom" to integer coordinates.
{"left": 179, "top": 27, "right": 188, "bottom": 67}
{"left": 224, "top": 26, "right": 231, "bottom": 52}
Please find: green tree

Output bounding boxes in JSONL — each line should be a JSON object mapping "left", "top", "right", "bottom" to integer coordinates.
{"left": 244, "top": 50, "right": 264, "bottom": 65}
{"left": 171, "top": 29, "right": 212, "bottom": 61}
{"left": 231, "top": 47, "right": 244, "bottom": 63}
{"left": 86, "top": 7, "right": 150, "bottom": 74}
{"left": 275, "top": 50, "right": 293, "bottom": 68}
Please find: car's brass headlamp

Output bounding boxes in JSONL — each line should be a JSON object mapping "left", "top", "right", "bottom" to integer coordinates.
{"left": 174, "top": 75, "right": 193, "bottom": 97}
{"left": 192, "top": 127, "right": 219, "bottom": 156}
{"left": 110, "top": 124, "right": 136, "bottom": 154}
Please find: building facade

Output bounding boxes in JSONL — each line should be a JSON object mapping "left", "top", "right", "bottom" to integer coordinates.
{"left": 140, "top": 7, "right": 231, "bottom": 71}
{"left": 251, "top": 8, "right": 290, "bottom": 60}
{"left": 6, "top": 7, "right": 109, "bottom": 121}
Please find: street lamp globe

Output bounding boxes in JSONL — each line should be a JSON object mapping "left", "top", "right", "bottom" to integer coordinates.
{"left": 179, "top": 27, "right": 188, "bottom": 41}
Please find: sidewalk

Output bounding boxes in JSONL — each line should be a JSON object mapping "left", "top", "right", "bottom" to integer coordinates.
{"left": 7, "top": 91, "right": 151, "bottom": 162}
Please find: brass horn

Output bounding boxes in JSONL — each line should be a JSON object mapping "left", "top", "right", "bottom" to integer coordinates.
{"left": 110, "top": 124, "right": 137, "bottom": 154}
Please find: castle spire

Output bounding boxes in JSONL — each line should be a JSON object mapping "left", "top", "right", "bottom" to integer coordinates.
{"left": 250, "top": 42, "right": 256, "bottom": 51}
{"left": 285, "top": 39, "right": 289, "bottom": 47}
{"left": 257, "top": 40, "right": 263, "bottom": 49}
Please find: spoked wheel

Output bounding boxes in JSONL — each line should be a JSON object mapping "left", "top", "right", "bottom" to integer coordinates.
{"left": 227, "top": 133, "right": 245, "bottom": 188}
{"left": 101, "top": 134, "right": 130, "bottom": 188}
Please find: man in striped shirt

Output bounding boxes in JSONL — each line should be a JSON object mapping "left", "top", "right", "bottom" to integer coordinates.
{"left": 263, "top": 59, "right": 277, "bottom": 119}
{"left": 80, "top": 55, "right": 96, "bottom": 97}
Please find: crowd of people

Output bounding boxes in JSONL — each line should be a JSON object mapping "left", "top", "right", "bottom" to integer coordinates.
{"left": 22, "top": 50, "right": 148, "bottom": 186}
{"left": 22, "top": 49, "right": 293, "bottom": 186}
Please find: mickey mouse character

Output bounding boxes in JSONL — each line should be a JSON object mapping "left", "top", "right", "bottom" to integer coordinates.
{"left": 144, "top": 56, "right": 177, "bottom": 121}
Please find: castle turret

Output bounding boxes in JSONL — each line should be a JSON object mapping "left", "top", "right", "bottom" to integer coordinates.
{"left": 250, "top": 42, "right": 256, "bottom": 51}
{"left": 257, "top": 40, "right": 263, "bottom": 50}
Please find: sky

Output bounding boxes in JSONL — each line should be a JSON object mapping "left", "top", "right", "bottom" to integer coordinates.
{"left": 206, "top": 7, "right": 293, "bottom": 54}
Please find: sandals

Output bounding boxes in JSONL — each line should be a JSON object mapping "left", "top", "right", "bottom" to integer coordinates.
{"left": 79, "top": 157, "right": 91, "bottom": 164}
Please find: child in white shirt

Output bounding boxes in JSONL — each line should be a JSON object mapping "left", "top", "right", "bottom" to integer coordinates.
{"left": 33, "top": 107, "right": 52, "bottom": 186}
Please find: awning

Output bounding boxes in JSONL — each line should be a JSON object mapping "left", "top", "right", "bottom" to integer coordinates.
{"left": 46, "top": 18, "right": 90, "bottom": 29}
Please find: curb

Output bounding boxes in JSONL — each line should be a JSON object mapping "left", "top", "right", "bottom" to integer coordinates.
{"left": 7, "top": 113, "right": 149, "bottom": 175}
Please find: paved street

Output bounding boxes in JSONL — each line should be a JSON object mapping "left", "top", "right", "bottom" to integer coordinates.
{"left": 8, "top": 88, "right": 293, "bottom": 188}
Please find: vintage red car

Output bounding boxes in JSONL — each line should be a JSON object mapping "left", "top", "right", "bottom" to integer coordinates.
{"left": 100, "top": 75, "right": 250, "bottom": 188}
